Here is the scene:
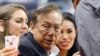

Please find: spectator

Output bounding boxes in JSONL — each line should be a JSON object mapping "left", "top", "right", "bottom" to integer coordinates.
{"left": 18, "top": 4, "right": 63, "bottom": 56}
{"left": 57, "top": 13, "right": 79, "bottom": 56}
{"left": 0, "top": 4, "right": 28, "bottom": 56}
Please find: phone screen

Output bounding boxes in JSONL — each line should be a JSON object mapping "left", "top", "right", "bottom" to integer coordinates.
{"left": 5, "top": 35, "right": 19, "bottom": 49}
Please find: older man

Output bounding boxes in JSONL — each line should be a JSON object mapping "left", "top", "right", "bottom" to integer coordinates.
{"left": 19, "top": 4, "right": 63, "bottom": 56}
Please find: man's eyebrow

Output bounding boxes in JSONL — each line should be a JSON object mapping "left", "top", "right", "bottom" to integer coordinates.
{"left": 43, "top": 21, "right": 61, "bottom": 26}
{"left": 43, "top": 21, "right": 51, "bottom": 24}
{"left": 54, "top": 24, "right": 60, "bottom": 26}
{"left": 16, "top": 17, "right": 23, "bottom": 20}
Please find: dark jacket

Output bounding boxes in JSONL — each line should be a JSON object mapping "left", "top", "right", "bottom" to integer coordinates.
{"left": 18, "top": 32, "right": 48, "bottom": 56}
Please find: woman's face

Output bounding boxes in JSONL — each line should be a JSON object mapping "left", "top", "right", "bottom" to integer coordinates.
{"left": 57, "top": 20, "right": 76, "bottom": 51}
{"left": 0, "top": 20, "right": 5, "bottom": 38}
{"left": 0, "top": 20, "right": 4, "bottom": 34}
{"left": 8, "top": 9, "right": 28, "bottom": 36}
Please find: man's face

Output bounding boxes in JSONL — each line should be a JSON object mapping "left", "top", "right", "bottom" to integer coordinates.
{"left": 33, "top": 11, "right": 62, "bottom": 51}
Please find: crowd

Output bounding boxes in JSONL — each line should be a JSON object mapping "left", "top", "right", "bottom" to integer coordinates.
{"left": 0, "top": 0, "right": 100, "bottom": 56}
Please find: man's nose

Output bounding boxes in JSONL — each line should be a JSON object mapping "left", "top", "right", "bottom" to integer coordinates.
{"left": 48, "top": 28, "right": 55, "bottom": 37}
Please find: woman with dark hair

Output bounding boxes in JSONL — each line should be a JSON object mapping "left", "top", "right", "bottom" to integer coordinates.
{"left": 0, "top": 4, "right": 28, "bottom": 56}
{"left": 57, "top": 12, "right": 79, "bottom": 56}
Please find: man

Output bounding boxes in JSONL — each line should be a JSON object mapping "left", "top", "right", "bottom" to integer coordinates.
{"left": 75, "top": 0, "right": 100, "bottom": 56}
{"left": 19, "top": 4, "right": 63, "bottom": 56}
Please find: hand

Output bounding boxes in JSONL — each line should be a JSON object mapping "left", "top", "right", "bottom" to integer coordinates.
{"left": 0, "top": 47, "right": 19, "bottom": 56}
{"left": 73, "top": 51, "right": 80, "bottom": 56}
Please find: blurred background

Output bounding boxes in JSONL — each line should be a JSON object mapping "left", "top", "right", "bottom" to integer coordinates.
{"left": 0, "top": 0, "right": 75, "bottom": 14}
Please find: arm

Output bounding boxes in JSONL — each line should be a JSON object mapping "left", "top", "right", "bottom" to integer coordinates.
{"left": 0, "top": 47, "right": 19, "bottom": 56}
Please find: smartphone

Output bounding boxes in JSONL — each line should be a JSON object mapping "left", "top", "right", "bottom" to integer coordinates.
{"left": 5, "top": 35, "right": 19, "bottom": 49}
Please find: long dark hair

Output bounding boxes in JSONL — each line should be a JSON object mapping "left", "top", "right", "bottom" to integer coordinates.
{"left": 63, "top": 12, "right": 78, "bottom": 56}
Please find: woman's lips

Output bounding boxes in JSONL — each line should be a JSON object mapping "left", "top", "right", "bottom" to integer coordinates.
{"left": 60, "top": 41, "right": 70, "bottom": 47}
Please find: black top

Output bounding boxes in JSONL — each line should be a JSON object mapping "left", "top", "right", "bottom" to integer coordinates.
{"left": 18, "top": 32, "right": 48, "bottom": 56}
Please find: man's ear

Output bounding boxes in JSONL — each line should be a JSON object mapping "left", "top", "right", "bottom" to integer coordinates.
{"left": 30, "top": 21, "right": 34, "bottom": 29}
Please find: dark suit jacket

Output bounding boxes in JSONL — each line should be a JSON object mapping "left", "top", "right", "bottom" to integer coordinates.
{"left": 18, "top": 32, "right": 48, "bottom": 56}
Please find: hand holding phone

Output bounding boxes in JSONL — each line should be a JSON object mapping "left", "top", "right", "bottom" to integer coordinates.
{"left": 5, "top": 35, "right": 19, "bottom": 49}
